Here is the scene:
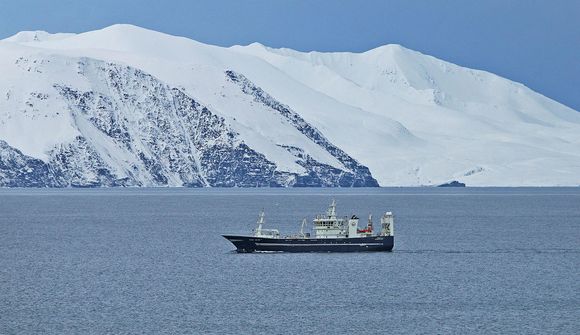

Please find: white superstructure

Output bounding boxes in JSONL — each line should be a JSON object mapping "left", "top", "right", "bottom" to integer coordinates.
{"left": 250, "top": 200, "right": 394, "bottom": 240}
{"left": 312, "top": 200, "right": 394, "bottom": 239}
{"left": 381, "top": 212, "right": 394, "bottom": 237}
{"left": 313, "top": 200, "right": 347, "bottom": 238}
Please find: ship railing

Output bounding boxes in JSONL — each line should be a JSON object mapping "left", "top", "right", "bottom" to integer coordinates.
{"left": 285, "top": 233, "right": 311, "bottom": 239}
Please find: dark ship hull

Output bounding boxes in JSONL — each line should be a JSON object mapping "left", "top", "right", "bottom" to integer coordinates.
{"left": 222, "top": 235, "right": 394, "bottom": 253}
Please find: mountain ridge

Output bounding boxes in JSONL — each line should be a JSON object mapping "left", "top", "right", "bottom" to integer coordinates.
{"left": 1, "top": 24, "right": 579, "bottom": 187}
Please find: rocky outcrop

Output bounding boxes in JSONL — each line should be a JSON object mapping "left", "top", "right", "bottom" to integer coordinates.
{"left": 0, "top": 60, "right": 379, "bottom": 187}
{"left": 0, "top": 140, "right": 53, "bottom": 187}
{"left": 226, "top": 70, "right": 378, "bottom": 187}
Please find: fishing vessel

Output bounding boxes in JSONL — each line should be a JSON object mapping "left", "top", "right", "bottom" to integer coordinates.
{"left": 222, "top": 200, "right": 394, "bottom": 253}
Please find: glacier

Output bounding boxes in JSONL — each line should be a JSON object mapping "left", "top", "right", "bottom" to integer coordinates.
{"left": 0, "top": 24, "right": 579, "bottom": 187}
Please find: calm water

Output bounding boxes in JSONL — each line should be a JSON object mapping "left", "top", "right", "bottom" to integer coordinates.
{"left": 0, "top": 188, "right": 579, "bottom": 334}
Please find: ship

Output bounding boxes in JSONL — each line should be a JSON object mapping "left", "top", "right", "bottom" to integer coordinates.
{"left": 222, "top": 200, "right": 394, "bottom": 253}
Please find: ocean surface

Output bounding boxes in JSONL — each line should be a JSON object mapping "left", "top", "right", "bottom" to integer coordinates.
{"left": 0, "top": 188, "right": 578, "bottom": 334}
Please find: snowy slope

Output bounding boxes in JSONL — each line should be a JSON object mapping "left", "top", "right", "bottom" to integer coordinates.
{"left": 1, "top": 24, "right": 579, "bottom": 186}
{"left": 230, "top": 43, "right": 580, "bottom": 186}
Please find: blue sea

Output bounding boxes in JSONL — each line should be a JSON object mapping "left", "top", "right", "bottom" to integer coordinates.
{"left": 0, "top": 188, "right": 579, "bottom": 334}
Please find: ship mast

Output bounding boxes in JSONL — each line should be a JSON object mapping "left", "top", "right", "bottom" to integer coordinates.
{"left": 299, "top": 218, "right": 307, "bottom": 236}
{"left": 326, "top": 199, "right": 337, "bottom": 219}
{"left": 255, "top": 210, "right": 265, "bottom": 237}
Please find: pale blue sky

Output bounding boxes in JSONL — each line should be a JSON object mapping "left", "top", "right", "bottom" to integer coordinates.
{"left": 1, "top": 0, "right": 578, "bottom": 111}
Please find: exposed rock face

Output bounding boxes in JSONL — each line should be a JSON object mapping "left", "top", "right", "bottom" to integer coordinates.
{"left": 225, "top": 70, "right": 378, "bottom": 187}
{"left": 0, "top": 140, "right": 53, "bottom": 187}
{"left": 0, "top": 60, "right": 378, "bottom": 187}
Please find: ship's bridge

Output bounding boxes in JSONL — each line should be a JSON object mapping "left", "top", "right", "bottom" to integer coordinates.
{"left": 313, "top": 200, "right": 348, "bottom": 238}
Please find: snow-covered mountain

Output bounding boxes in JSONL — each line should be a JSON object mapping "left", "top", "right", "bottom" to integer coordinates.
{"left": 1, "top": 24, "right": 579, "bottom": 187}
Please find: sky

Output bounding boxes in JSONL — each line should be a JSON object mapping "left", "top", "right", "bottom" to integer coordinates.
{"left": 1, "top": 0, "right": 578, "bottom": 111}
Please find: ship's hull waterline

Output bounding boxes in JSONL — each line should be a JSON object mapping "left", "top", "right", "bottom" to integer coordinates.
{"left": 222, "top": 235, "right": 394, "bottom": 253}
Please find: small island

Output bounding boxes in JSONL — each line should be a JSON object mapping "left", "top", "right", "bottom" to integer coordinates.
{"left": 437, "top": 180, "right": 466, "bottom": 187}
